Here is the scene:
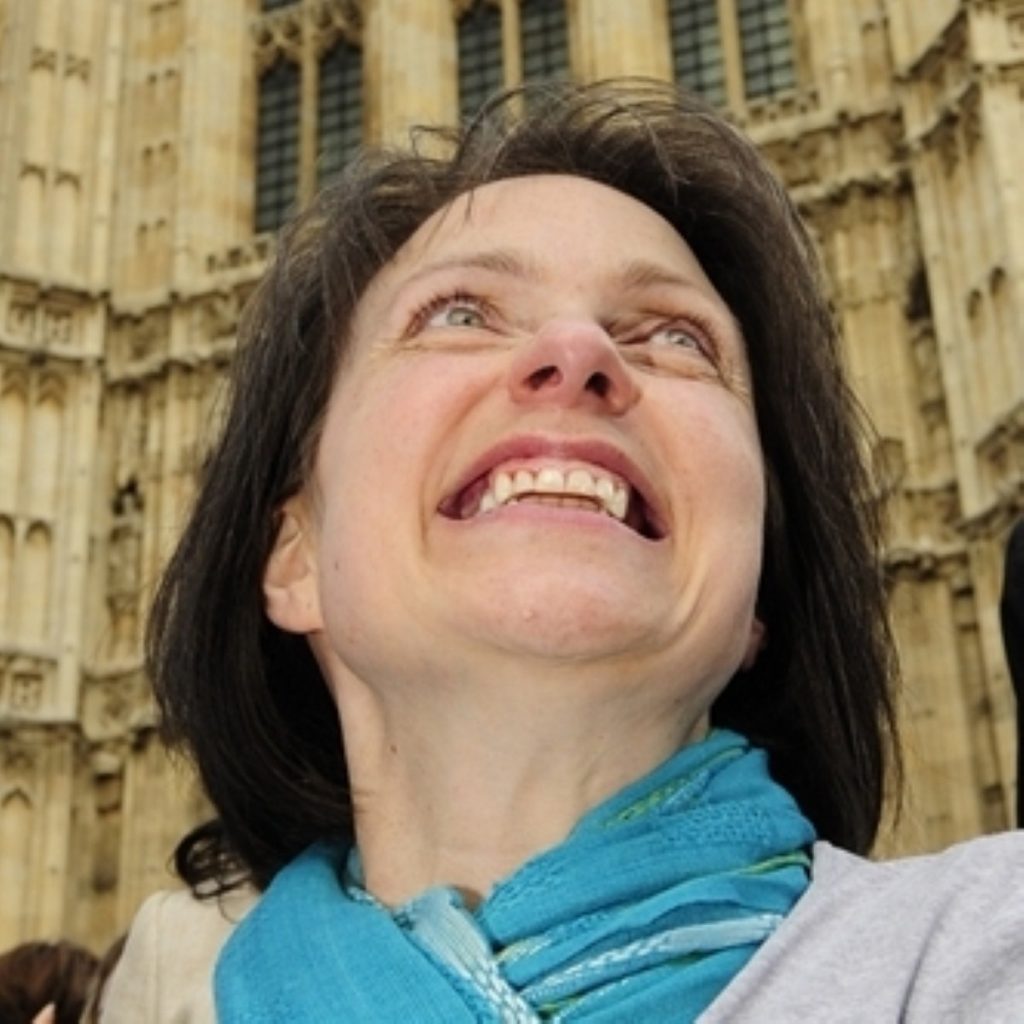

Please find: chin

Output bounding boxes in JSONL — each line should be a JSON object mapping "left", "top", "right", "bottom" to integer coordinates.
{"left": 462, "top": 581, "right": 666, "bottom": 662}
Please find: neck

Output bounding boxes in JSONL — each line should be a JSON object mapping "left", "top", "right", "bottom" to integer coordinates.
{"left": 331, "top": 664, "right": 709, "bottom": 907}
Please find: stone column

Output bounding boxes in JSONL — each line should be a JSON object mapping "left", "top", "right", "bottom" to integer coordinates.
{"left": 363, "top": 0, "right": 457, "bottom": 146}
{"left": 571, "top": 0, "right": 671, "bottom": 81}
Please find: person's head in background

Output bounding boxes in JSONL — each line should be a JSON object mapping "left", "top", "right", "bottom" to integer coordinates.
{"left": 0, "top": 940, "right": 98, "bottom": 1024}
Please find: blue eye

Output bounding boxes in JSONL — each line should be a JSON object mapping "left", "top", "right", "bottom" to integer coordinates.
{"left": 649, "top": 323, "right": 706, "bottom": 351}
{"left": 425, "top": 298, "right": 486, "bottom": 328}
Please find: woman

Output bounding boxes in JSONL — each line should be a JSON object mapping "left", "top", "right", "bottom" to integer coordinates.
{"left": 103, "top": 80, "right": 1024, "bottom": 1021}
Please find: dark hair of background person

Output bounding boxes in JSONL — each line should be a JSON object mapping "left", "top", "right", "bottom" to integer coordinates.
{"left": 146, "top": 78, "right": 901, "bottom": 895}
{"left": 1000, "top": 518, "right": 1024, "bottom": 823}
{"left": 0, "top": 940, "right": 98, "bottom": 1024}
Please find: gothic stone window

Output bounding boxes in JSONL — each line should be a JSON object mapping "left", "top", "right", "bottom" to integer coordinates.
{"left": 669, "top": 0, "right": 726, "bottom": 107}
{"left": 519, "top": 0, "right": 569, "bottom": 87}
{"left": 456, "top": 0, "right": 570, "bottom": 121}
{"left": 253, "top": 3, "right": 363, "bottom": 234}
{"left": 458, "top": 1, "right": 503, "bottom": 121}
{"left": 317, "top": 40, "right": 363, "bottom": 186}
{"left": 255, "top": 60, "right": 300, "bottom": 234}
{"left": 737, "top": 0, "right": 796, "bottom": 99}
{"left": 668, "top": 0, "right": 796, "bottom": 108}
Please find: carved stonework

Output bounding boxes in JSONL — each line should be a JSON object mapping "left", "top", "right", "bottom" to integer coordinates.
{"left": 251, "top": 0, "right": 361, "bottom": 65}
{"left": 64, "top": 54, "right": 91, "bottom": 81}
{"left": 205, "top": 234, "right": 273, "bottom": 275}
{"left": 80, "top": 672, "right": 153, "bottom": 741}
{"left": 90, "top": 747, "right": 125, "bottom": 894}
{"left": 106, "top": 504, "right": 143, "bottom": 661}
{"left": 253, "top": 6, "right": 304, "bottom": 67}
{"left": 916, "top": 10, "right": 970, "bottom": 97}
{"left": 30, "top": 46, "right": 58, "bottom": 71}
{"left": 0, "top": 657, "right": 49, "bottom": 717}
{"left": 912, "top": 327, "right": 944, "bottom": 406}
{"left": 8, "top": 673, "right": 42, "bottom": 714}
{"left": 935, "top": 113, "right": 962, "bottom": 174}
{"left": 112, "top": 309, "right": 170, "bottom": 366}
{"left": 2, "top": 288, "right": 80, "bottom": 353}
{"left": 5, "top": 298, "right": 36, "bottom": 339}
{"left": 0, "top": 733, "right": 38, "bottom": 781}
{"left": 40, "top": 305, "right": 74, "bottom": 346}
{"left": 977, "top": 400, "right": 1024, "bottom": 500}
{"left": 742, "top": 87, "right": 820, "bottom": 129}
{"left": 1012, "top": 13, "right": 1024, "bottom": 48}
{"left": 192, "top": 289, "right": 243, "bottom": 344}
{"left": 311, "top": 0, "right": 362, "bottom": 55}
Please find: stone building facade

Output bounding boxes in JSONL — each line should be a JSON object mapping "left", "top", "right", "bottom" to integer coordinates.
{"left": 0, "top": 0, "right": 1021, "bottom": 953}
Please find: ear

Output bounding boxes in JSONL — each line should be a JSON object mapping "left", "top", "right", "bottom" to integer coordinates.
{"left": 741, "top": 617, "right": 766, "bottom": 670}
{"left": 263, "top": 498, "right": 323, "bottom": 634}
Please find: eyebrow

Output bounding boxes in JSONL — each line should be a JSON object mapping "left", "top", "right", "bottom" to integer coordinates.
{"left": 615, "top": 258, "right": 705, "bottom": 294}
{"left": 399, "top": 248, "right": 545, "bottom": 289}
{"left": 394, "top": 249, "right": 712, "bottom": 309}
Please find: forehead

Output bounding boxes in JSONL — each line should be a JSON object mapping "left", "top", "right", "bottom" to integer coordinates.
{"left": 376, "top": 173, "right": 714, "bottom": 289}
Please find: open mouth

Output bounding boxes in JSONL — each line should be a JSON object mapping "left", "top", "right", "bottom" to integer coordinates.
{"left": 439, "top": 461, "right": 665, "bottom": 540}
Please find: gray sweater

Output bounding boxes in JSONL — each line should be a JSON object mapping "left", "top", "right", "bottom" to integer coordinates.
{"left": 702, "top": 833, "right": 1024, "bottom": 1022}
{"left": 103, "top": 833, "right": 1024, "bottom": 1022}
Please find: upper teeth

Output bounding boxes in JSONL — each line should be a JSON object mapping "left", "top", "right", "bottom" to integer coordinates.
{"left": 477, "top": 466, "right": 629, "bottom": 520}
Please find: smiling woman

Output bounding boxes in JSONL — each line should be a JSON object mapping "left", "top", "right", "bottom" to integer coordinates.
{"left": 101, "top": 80, "right": 1024, "bottom": 1022}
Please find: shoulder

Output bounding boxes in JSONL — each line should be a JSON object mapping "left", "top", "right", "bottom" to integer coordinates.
{"left": 703, "top": 833, "right": 1024, "bottom": 1022}
{"left": 809, "top": 830, "right": 1024, "bottom": 943}
{"left": 812, "top": 828, "right": 1024, "bottom": 893}
{"left": 101, "top": 886, "right": 259, "bottom": 1023}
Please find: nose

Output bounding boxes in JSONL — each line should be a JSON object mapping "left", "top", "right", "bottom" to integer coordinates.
{"left": 507, "top": 318, "right": 640, "bottom": 415}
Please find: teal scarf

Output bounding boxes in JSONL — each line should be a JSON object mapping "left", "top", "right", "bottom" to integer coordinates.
{"left": 215, "top": 730, "right": 815, "bottom": 1021}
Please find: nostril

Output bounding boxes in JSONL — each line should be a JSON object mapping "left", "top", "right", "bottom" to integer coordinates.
{"left": 587, "top": 372, "right": 610, "bottom": 399}
{"left": 526, "top": 365, "right": 561, "bottom": 389}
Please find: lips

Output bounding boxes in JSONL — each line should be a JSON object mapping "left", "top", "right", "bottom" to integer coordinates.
{"left": 437, "top": 436, "right": 666, "bottom": 540}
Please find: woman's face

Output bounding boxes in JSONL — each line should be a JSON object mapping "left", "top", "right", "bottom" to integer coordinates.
{"left": 276, "top": 175, "right": 765, "bottom": 713}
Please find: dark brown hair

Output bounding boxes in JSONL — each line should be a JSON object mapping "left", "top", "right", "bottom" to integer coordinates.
{"left": 148, "top": 79, "right": 899, "bottom": 893}
{"left": 0, "top": 940, "right": 98, "bottom": 1024}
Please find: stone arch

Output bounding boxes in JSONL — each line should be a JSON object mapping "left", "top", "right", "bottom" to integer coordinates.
{"left": 0, "top": 377, "right": 27, "bottom": 510}
{"left": 15, "top": 167, "right": 44, "bottom": 268}
{"left": 26, "top": 61, "right": 55, "bottom": 165}
{"left": 19, "top": 522, "right": 52, "bottom": 644}
{"left": 0, "top": 515, "right": 13, "bottom": 636}
{"left": 53, "top": 175, "right": 81, "bottom": 276}
{"left": 989, "top": 266, "right": 1018, "bottom": 408}
{"left": 0, "top": 787, "right": 33, "bottom": 947}
{"left": 965, "top": 286, "right": 989, "bottom": 426}
{"left": 25, "top": 382, "right": 64, "bottom": 517}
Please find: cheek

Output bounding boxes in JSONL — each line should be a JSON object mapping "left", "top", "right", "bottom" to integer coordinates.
{"left": 665, "top": 395, "right": 764, "bottom": 512}
{"left": 312, "top": 358, "right": 489, "bottom": 586}
{"left": 342, "top": 355, "right": 493, "bottom": 454}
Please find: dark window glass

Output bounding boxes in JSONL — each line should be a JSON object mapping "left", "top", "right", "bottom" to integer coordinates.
{"left": 255, "top": 60, "right": 300, "bottom": 234}
{"left": 668, "top": 0, "right": 725, "bottom": 106}
{"left": 738, "top": 0, "right": 795, "bottom": 99}
{"left": 318, "top": 41, "right": 363, "bottom": 184}
{"left": 458, "top": 1, "right": 503, "bottom": 121}
{"left": 261, "top": 0, "right": 296, "bottom": 10}
{"left": 520, "top": 0, "right": 569, "bottom": 87}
